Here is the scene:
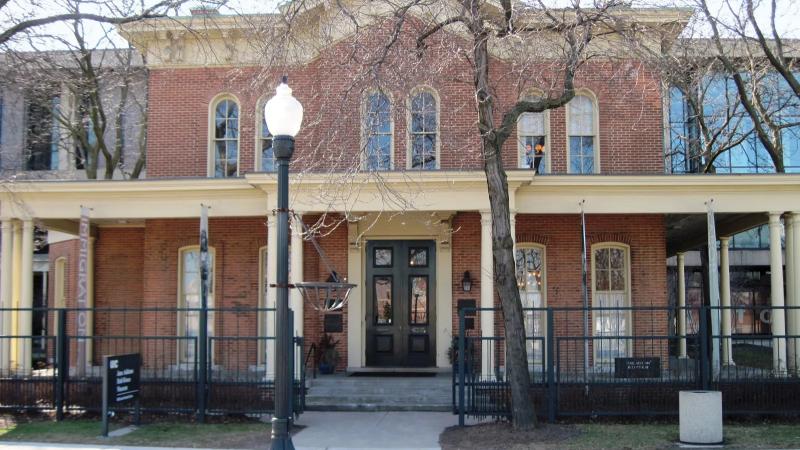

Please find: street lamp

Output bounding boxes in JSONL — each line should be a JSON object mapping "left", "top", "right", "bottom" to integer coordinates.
{"left": 264, "top": 76, "right": 303, "bottom": 450}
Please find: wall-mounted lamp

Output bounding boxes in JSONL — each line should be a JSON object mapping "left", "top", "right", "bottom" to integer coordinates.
{"left": 462, "top": 271, "right": 472, "bottom": 292}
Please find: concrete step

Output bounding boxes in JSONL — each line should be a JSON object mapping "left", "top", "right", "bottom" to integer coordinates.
{"left": 304, "top": 374, "right": 452, "bottom": 412}
{"left": 304, "top": 402, "right": 452, "bottom": 412}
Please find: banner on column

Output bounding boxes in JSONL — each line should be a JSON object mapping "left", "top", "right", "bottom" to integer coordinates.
{"left": 706, "top": 200, "right": 721, "bottom": 378}
{"left": 76, "top": 206, "right": 90, "bottom": 375}
{"left": 200, "top": 205, "right": 210, "bottom": 310}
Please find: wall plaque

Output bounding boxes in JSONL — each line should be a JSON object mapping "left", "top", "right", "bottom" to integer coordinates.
{"left": 614, "top": 357, "right": 661, "bottom": 378}
{"left": 324, "top": 314, "right": 343, "bottom": 333}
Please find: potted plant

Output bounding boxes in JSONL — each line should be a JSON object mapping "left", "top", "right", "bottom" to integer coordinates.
{"left": 316, "top": 333, "right": 339, "bottom": 375}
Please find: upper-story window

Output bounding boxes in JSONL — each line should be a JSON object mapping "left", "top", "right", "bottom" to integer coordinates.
{"left": 363, "top": 91, "right": 392, "bottom": 171}
{"left": 567, "top": 93, "right": 598, "bottom": 174}
{"left": 26, "top": 94, "right": 61, "bottom": 171}
{"left": 210, "top": 96, "right": 239, "bottom": 178}
{"left": 667, "top": 74, "right": 800, "bottom": 174}
{"left": 517, "top": 92, "right": 548, "bottom": 173}
{"left": 259, "top": 108, "right": 275, "bottom": 172}
{"left": 409, "top": 89, "right": 438, "bottom": 170}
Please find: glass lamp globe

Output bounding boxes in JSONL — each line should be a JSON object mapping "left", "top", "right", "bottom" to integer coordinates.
{"left": 264, "top": 78, "right": 304, "bottom": 137}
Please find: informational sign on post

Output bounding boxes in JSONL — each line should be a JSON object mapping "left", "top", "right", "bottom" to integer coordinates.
{"left": 102, "top": 353, "right": 141, "bottom": 437}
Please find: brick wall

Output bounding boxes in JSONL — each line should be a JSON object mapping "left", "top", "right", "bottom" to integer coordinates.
{"left": 53, "top": 213, "right": 666, "bottom": 370}
{"left": 450, "top": 213, "right": 668, "bottom": 369}
{"left": 92, "top": 227, "right": 145, "bottom": 360}
{"left": 146, "top": 22, "right": 664, "bottom": 178}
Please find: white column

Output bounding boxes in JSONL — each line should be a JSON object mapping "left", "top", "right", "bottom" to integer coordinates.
{"left": 719, "top": 237, "right": 733, "bottom": 366}
{"left": 290, "top": 212, "right": 304, "bottom": 338}
{"left": 791, "top": 212, "right": 800, "bottom": 373}
{"left": 768, "top": 212, "right": 787, "bottom": 374}
{"left": 677, "top": 252, "right": 687, "bottom": 358}
{"left": 346, "top": 221, "right": 363, "bottom": 369}
{"left": 10, "top": 221, "right": 21, "bottom": 368}
{"left": 480, "top": 211, "right": 494, "bottom": 378}
{"left": 0, "top": 220, "right": 13, "bottom": 372}
{"left": 266, "top": 212, "right": 278, "bottom": 378}
{"left": 786, "top": 216, "right": 796, "bottom": 371}
{"left": 436, "top": 219, "right": 453, "bottom": 368}
{"left": 18, "top": 220, "right": 34, "bottom": 374}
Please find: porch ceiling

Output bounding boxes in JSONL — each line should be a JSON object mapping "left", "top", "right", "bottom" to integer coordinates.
{"left": 665, "top": 212, "right": 768, "bottom": 256}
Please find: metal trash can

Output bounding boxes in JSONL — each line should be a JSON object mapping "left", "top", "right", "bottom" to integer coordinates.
{"left": 679, "top": 391, "right": 723, "bottom": 445}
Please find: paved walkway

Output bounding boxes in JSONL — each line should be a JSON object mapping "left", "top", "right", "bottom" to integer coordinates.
{"left": 292, "top": 411, "right": 461, "bottom": 449}
{"left": 0, "top": 411, "right": 470, "bottom": 450}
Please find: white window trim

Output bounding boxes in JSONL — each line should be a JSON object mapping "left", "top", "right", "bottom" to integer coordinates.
{"left": 361, "top": 89, "right": 395, "bottom": 171}
{"left": 254, "top": 95, "right": 275, "bottom": 172}
{"left": 177, "top": 245, "right": 217, "bottom": 365}
{"left": 516, "top": 90, "right": 551, "bottom": 171}
{"left": 565, "top": 89, "right": 601, "bottom": 174}
{"left": 406, "top": 86, "right": 441, "bottom": 170}
{"left": 207, "top": 93, "right": 241, "bottom": 177}
{"left": 590, "top": 242, "right": 632, "bottom": 367}
{"left": 514, "top": 243, "right": 547, "bottom": 367}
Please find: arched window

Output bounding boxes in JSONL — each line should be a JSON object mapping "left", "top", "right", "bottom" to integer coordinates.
{"left": 178, "top": 246, "right": 215, "bottom": 364}
{"left": 210, "top": 97, "right": 239, "bottom": 177}
{"left": 517, "top": 93, "right": 548, "bottom": 173}
{"left": 515, "top": 244, "right": 546, "bottom": 367}
{"left": 258, "top": 102, "right": 275, "bottom": 172}
{"left": 363, "top": 91, "right": 393, "bottom": 170}
{"left": 409, "top": 89, "right": 438, "bottom": 169}
{"left": 591, "top": 243, "right": 631, "bottom": 367}
{"left": 568, "top": 93, "right": 598, "bottom": 174}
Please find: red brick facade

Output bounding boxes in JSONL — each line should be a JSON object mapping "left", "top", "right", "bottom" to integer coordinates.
{"left": 45, "top": 21, "right": 671, "bottom": 371}
{"left": 146, "top": 23, "right": 664, "bottom": 178}
{"left": 48, "top": 212, "right": 667, "bottom": 370}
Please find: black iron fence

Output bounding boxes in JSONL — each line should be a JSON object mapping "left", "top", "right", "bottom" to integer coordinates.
{"left": 454, "top": 305, "right": 800, "bottom": 424}
{"left": 0, "top": 307, "right": 305, "bottom": 420}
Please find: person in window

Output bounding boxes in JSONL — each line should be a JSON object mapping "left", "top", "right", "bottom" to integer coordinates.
{"left": 533, "top": 142, "right": 545, "bottom": 174}
{"left": 524, "top": 143, "right": 535, "bottom": 169}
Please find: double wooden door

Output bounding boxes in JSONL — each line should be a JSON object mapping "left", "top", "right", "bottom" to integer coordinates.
{"left": 365, "top": 240, "right": 436, "bottom": 367}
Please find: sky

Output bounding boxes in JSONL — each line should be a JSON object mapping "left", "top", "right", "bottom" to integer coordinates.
{"left": 2, "top": 0, "right": 798, "bottom": 51}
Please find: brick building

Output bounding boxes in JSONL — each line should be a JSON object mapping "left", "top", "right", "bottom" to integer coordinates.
{"left": 1, "top": 4, "right": 800, "bottom": 384}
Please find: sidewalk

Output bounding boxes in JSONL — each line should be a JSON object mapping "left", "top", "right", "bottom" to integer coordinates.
{"left": 0, "top": 411, "right": 471, "bottom": 450}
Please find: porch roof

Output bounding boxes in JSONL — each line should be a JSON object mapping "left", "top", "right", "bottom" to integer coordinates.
{"left": 1, "top": 172, "right": 798, "bottom": 238}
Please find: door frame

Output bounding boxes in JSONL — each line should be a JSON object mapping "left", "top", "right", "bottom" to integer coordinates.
{"left": 346, "top": 214, "right": 454, "bottom": 370}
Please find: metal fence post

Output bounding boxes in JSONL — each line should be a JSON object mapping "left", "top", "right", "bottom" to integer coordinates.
{"left": 197, "top": 312, "right": 208, "bottom": 423}
{"left": 699, "top": 305, "right": 710, "bottom": 390}
{"left": 458, "top": 308, "right": 466, "bottom": 426}
{"left": 288, "top": 310, "right": 294, "bottom": 418}
{"left": 55, "top": 308, "right": 67, "bottom": 421}
{"left": 546, "top": 308, "right": 556, "bottom": 423}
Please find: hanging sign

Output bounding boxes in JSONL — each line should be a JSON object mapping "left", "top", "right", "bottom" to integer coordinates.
{"left": 76, "top": 206, "right": 90, "bottom": 375}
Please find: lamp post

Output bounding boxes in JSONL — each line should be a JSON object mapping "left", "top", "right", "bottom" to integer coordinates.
{"left": 264, "top": 76, "right": 303, "bottom": 450}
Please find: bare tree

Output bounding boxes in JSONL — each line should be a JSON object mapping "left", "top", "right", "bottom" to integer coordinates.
{"left": 0, "top": 0, "right": 191, "bottom": 179}
{"left": 257, "top": 0, "right": 636, "bottom": 429}
{"left": 0, "top": 0, "right": 189, "bottom": 47}
{"left": 693, "top": 0, "right": 800, "bottom": 173}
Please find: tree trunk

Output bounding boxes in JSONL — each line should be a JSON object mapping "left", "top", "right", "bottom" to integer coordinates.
{"left": 484, "top": 146, "right": 537, "bottom": 430}
{"left": 472, "top": 23, "right": 536, "bottom": 430}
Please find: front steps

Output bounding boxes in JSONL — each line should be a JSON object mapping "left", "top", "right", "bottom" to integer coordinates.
{"left": 304, "top": 373, "right": 452, "bottom": 411}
